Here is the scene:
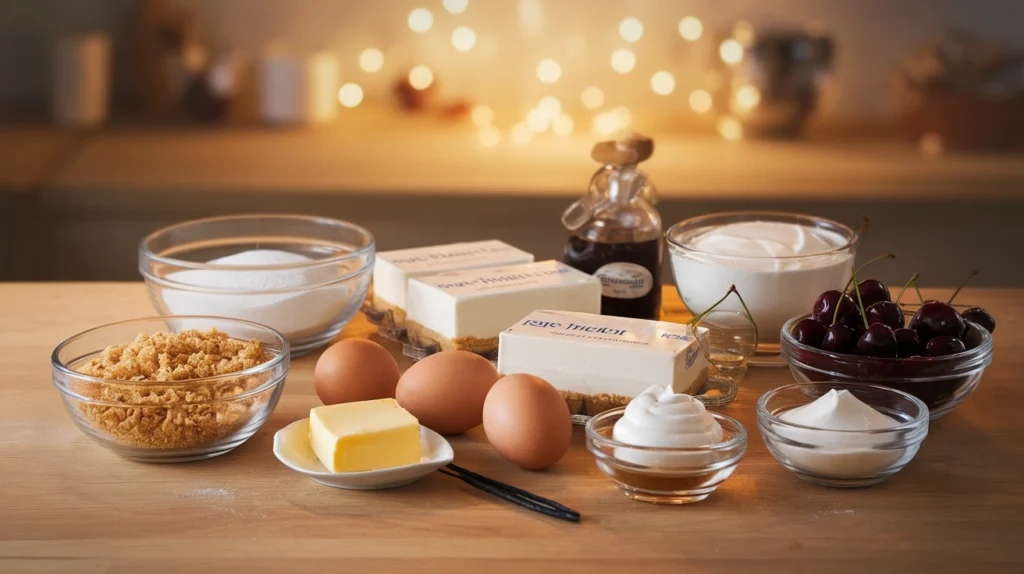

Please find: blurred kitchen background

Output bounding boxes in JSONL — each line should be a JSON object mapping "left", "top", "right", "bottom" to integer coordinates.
{"left": 1, "top": 0, "right": 1023, "bottom": 287}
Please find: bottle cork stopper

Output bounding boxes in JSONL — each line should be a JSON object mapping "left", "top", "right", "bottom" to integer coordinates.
{"left": 590, "top": 133, "right": 654, "bottom": 166}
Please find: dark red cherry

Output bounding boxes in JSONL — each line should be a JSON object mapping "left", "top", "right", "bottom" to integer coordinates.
{"left": 853, "top": 279, "right": 891, "bottom": 309}
{"left": 811, "top": 290, "right": 859, "bottom": 327}
{"left": 893, "top": 328, "right": 921, "bottom": 358}
{"left": 865, "top": 301, "right": 905, "bottom": 330}
{"left": 924, "top": 336, "right": 966, "bottom": 357}
{"left": 856, "top": 323, "right": 898, "bottom": 358}
{"left": 961, "top": 307, "right": 995, "bottom": 333}
{"left": 909, "top": 301, "right": 965, "bottom": 342}
{"left": 821, "top": 324, "right": 857, "bottom": 353}
{"left": 960, "top": 323, "right": 985, "bottom": 349}
{"left": 793, "top": 318, "right": 827, "bottom": 348}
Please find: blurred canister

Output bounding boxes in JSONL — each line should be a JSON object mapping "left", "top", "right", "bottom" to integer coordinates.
{"left": 259, "top": 46, "right": 338, "bottom": 125}
{"left": 52, "top": 33, "right": 111, "bottom": 128}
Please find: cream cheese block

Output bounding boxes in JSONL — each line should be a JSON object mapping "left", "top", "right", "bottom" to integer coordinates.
{"left": 371, "top": 240, "right": 534, "bottom": 325}
{"left": 497, "top": 310, "right": 711, "bottom": 415}
{"left": 405, "top": 260, "right": 601, "bottom": 353}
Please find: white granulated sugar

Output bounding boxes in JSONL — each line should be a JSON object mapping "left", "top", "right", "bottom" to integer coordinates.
{"left": 161, "top": 249, "right": 359, "bottom": 339}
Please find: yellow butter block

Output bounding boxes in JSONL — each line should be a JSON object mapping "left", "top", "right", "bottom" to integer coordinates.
{"left": 309, "top": 398, "right": 422, "bottom": 473}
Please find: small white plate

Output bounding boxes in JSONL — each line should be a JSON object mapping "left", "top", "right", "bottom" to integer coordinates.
{"left": 273, "top": 419, "right": 454, "bottom": 490}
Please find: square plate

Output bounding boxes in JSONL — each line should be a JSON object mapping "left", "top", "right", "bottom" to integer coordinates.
{"left": 273, "top": 418, "right": 454, "bottom": 490}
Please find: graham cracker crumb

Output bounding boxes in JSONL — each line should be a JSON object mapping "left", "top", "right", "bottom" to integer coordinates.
{"left": 72, "top": 329, "right": 276, "bottom": 450}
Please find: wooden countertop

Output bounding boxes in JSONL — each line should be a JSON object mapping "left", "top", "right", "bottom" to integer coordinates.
{"left": 43, "top": 116, "right": 1024, "bottom": 200}
{"left": 2, "top": 284, "right": 1022, "bottom": 573}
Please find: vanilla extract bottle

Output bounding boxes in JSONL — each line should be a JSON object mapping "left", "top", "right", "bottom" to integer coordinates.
{"left": 562, "top": 134, "right": 662, "bottom": 320}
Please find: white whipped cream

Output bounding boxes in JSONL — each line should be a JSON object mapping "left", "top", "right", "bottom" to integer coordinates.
{"left": 773, "top": 389, "right": 909, "bottom": 478}
{"left": 613, "top": 385, "right": 723, "bottom": 467}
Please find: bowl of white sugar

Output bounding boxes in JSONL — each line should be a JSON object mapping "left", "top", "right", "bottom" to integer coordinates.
{"left": 140, "top": 214, "right": 375, "bottom": 356}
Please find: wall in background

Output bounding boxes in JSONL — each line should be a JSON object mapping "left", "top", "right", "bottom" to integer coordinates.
{"left": 2, "top": 0, "right": 1023, "bottom": 119}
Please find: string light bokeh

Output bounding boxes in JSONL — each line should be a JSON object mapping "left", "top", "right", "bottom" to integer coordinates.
{"left": 329, "top": 2, "right": 767, "bottom": 146}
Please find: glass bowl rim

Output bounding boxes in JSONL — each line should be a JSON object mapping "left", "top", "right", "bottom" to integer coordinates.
{"left": 51, "top": 315, "right": 291, "bottom": 395}
{"left": 665, "top": 211, "right": 860, "bottom": 262}
{"left": 780, "top": 312, "right": 993, "bottom": 367}
{"left": 585, "top": 406, "right": 748, "bottom": 454}
{"left": 139, "top": 214, "right": 376, "bottom": 272}
{"left": 756, "top": 381, "right": 930, "bottom": 435}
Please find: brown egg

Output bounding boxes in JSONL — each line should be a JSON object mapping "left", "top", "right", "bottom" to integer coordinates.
{"left": 483, "top": 374, "right": 572, "bottom": 470}
{"left": 314, "top": 339, "right": 400, "bottom": 405}
{"left": 395, "top": 351, "right": 499, "bottom": 435}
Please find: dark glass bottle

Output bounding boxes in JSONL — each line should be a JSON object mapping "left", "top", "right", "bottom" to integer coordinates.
{"left": 562, "top": 134, "right": 663, "bottom": 320}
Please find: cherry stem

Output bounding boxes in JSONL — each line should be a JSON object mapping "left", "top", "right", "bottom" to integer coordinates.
{"left": 850, "top": 271, "right": 870, "bottom": 329}
{"left": 895, "top": 273, "right": 920, "bottom": 306}
{"left": 947, "top": 270, "right": 978, "bottom": 305}
{"left": 688, "top": 284, "right": 759, "bottom": 350}
{"left": 913, "top": 279, "right": 925, "bottom": 304}
{"left": 842, "top": 253, "right": 896, "bottom": 295}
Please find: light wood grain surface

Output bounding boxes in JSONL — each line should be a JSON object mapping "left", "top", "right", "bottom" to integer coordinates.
{"left": 47, "top": 118, "right": 1024, "bottom": 200}
{"left": 1, "top": 284, "right": 1022, "bottom": 574}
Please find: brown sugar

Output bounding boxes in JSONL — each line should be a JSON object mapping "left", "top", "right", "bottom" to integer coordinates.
{"left": 73, "top": 329, "right": 277, "bottom": 450}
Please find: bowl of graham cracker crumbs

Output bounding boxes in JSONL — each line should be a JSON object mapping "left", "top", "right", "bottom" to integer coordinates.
{"left": 51, "top": 316, "right": 289, "bottom": 462}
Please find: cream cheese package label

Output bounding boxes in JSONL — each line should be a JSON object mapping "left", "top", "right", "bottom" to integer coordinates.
{"left": 497, "top": 310, "right": 710, "bottom": 399}
{"left": 372, "top": 240, "right": 534, "bottom": 310}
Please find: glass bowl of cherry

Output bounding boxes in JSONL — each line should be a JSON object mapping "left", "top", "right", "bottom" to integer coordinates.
{"left": 780, "top": 265, "right": 995, "bottom": 420}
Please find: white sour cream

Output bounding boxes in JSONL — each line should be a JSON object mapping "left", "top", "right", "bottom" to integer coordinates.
{"left": 775, "top": 389, "right": 907, "bottom": 478}
{"left": 613, "top": 385, "right": 723, "bottom": 467}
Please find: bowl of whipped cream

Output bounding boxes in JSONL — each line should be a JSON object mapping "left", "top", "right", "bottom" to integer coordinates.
{"left": 585, "top": 384, "right": 747, "bottom": 504}
{"left": 757, "top": 382, "right": 929, "bottom": 488}
{"left": 140, "top": 214, "right": 375, "bottom": 356}
{"left": 666, "top": 212, "right": 859, "bottom": 353}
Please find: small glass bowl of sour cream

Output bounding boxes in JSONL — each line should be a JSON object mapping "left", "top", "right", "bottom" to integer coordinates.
{"left": 666, "top": 212, "right": 859, "bottom": 354}
{"left": 757, "top": 382, "right": 929, "bottom": 488}
{"left": 585, "top": 407, "right": 747, "bottom": 504}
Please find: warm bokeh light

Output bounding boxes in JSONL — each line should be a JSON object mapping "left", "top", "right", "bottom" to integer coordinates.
{"left": 526, "top": 108, "right": 551, "bottom": 132}
{"left": 443, "top": 0, "right": 469, "bottom": 14}
{"left": 538, "top": 96, "right": 561, "bottom": 117}
{"left": 536, "top": 59, "right": 562, "bottom": 84}
{"left": 651, "top": 71, "right": 676, "bottom": 95}
{"left": 733, "top": 21, "right": 755, "bottom": 45}
{"left": 479, "top": 125, "right": 501, "bottom": 147}
{"left": 408, "top": 66, "right": 434, "bottom": 90}
{"left": 689, "top": 89, "right": 713, "bottom": 113}
{"left": 679, "top": 17, "right": 703, "bottom": 41}
{"left": 358, "top": 48, "right": 384, "bottom": 73}
{"left": 619, "top": 17, "right": 644, "bottom": 43}
{"left": 592, "top": 112, "right": 619, "bottom": 136}
{"left": 337, "top": 83, "right": 363, "bottom": 107}
{"left": 452, "top": 26, "right": 477, "bottom": 51}
{"left": 511, "top": 122, "right": 534, "bottom": 145}
{"left": 734, "top": 84, "right": 761, "bottom": 110}
{"left": 611, "top": 106, "right": 632, "bottom": 128}
{"left": 471, "top": 105, "right": 494, "bottom": 127}
{"left": 720, "top": 39, "right": 744, "bottom": 64}
{"left": 717, "top": 116, "right": 743, "bottom": 141}
{"left": 408, "top": 8, "right": 433, "bottom": 33}
{"left": 610, "top": 49, "right": 636, "bottom": 73}
{"left": 552, "top": 113, "right": 574, "bottom": 136}
{"left": 581, "top": 87, "right": 604, "bottom": 110}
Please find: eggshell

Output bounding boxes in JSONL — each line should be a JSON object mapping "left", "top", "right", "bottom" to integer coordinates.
{"left": 314, "top": 339, "right": 400, "bottom": 405}
{"left": 483, "top": 374, "right": 572, "bottom": 470}
{"left": 396, "top": 351, "right": 499, "bottom": 435}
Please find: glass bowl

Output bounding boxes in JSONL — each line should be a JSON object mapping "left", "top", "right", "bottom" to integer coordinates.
{"left": 140, "top": 214, "right": 375, "bottom": 356}
{"left": 666, "top": 211, "right": 858, "bottom": 353}
{"left": 757, "top": 382, "right": 929, "bottom": 487}
{"left": 585, "top": 407, "right": 747, "bottom": 504}
{"left": 51, "top": 316, "right": 289, "bottom": 463}
{"left": 780, "top": 313, "right": 992, "bottom": 419}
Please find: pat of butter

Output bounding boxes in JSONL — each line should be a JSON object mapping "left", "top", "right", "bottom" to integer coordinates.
{"left": 309, "top": 399, "right": 421, "bottom": 473}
